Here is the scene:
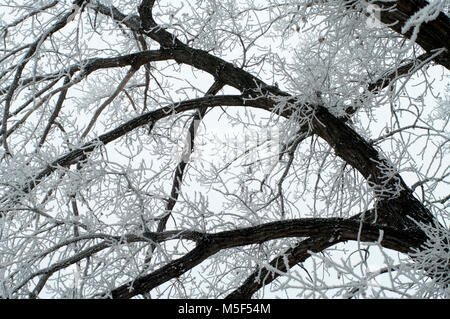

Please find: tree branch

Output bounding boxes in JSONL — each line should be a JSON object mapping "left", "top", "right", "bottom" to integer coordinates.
{"left": 11, "top": 230, "right": 203, "bottom": 297}
{"left": 4, "top": 95, "right": 267, "bottom": 199}
{"left": 225, "top": 236, "right": 341, "bottom": 299}
{"left": 106, "top": 217, "right": 426, "bottom": 299}
{"left": 0, "top": 49, "right": 173, "bottom": 97}
{"left": 312, "top": 106, "right": 435, "bottom": 228}
{"left": 156, "top": 80, "right": 224, "bottom": 233}
{"left": 225, "top": 209, "right": 383, "bottom": 299}
{"left": 81, "top": 65, "right": 139, "bottom": 139}
{"left": 373, "top": 0, "right": 450, "bottom": 70}
{"left": 1, "top": 4, "right": 86, "bottom": 155}
{"left": 138, "top": 0, "right": 156, "bottom": 31}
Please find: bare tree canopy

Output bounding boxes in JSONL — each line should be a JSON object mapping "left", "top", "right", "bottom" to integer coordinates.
{"left": 0, "top": 0, "right": 448, "bottom": 299}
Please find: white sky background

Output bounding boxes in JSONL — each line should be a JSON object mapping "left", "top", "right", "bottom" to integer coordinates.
{"left": 0, "top": 0, "right": 448, "bottom": 298}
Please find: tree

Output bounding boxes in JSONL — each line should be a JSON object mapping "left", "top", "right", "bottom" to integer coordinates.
{"left": 0, "top": 0, "right": 448, "bottom": 299}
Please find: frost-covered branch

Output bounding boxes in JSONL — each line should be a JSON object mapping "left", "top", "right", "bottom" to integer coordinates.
{"left": 106, "top": 216, "right": 427, "bottom": 299}
{"left": 4, "top": 94, "right": 264, "bottom": 198}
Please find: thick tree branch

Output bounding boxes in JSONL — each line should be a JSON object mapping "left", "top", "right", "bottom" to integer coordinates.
{"left": 225, "top": 236, "right": 341, "bottom": 299}
{"left": 106, "top": 217, "right": 427, "bottom": 299}
{"left": 225, "top": 204, "right": 421, "bottom": 299}
{"left": 89, "top": 2, "right": 284, "bottom": 96}
{"left": 138, "top": 0, "right": 156, "bottom": 31}
{"left": 312, "top": 106, "right": 435, "bottom": 228}
{"left": 225, "top": 209, "right": 371, "bottom": 299}
{"left": 373, "top": 0, "right": 450, "bottom": 70}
